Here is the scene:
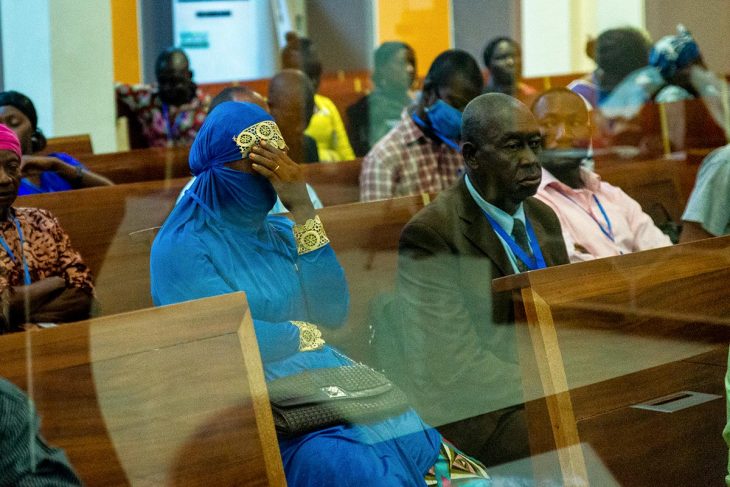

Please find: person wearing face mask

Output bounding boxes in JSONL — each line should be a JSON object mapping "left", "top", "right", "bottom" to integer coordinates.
{"left": 532, "top": 88, "right": 671, "bottom": 262}
{"left": 482, "top": 37, "right": 536, "bottom": 105}
{"left": 116, "top": 47, "right": 210, "bottom": 148}
{"left": 150, "top": 102, "right": 491, "bottom": 486}
{"left": 360, "top": 49, "right": 483, "bottom": 202}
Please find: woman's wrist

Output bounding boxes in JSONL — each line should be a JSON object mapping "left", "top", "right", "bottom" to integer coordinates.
{"left": 292, "top": 215, "right": 330, "bottom": 255}
{"left": 290, "top": 321, "right": 325, "bottom": 351}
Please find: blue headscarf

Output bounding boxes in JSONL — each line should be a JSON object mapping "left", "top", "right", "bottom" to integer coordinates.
{"left": 151, "top": 102, "right": 299, "bottom": 312}
{"left": 649, "top": 25, "right": 701, "bottom": 81}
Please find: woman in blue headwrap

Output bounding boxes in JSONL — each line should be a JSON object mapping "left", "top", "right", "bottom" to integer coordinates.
{"left": 150, "top": 102, "right": 488, "bottom": 486}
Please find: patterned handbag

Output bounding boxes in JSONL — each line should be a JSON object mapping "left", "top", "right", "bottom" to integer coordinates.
{"left": 268, "top": 364, "right": 410, "bottom": 437}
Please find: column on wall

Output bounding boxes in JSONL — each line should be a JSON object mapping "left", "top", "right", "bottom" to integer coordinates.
{"left": 0, "top": 0, "right": 117, "bottom": 152}
{"left": 375, "top": 0, "right": 453, "bottom": 78}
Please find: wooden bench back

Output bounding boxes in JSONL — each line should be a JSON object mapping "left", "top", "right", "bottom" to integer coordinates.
{"left": 43, "top": 134, "right": 93, "bottom": 156}
{"left": 18, "top": 178, "right": 189, "bottom": 315}
{"left": 82, "top": 146, "right": 191, "bottom": 185}
{"left": 304, "top": 159, "right": 361, "bottom": 206}
{"left": 18, "top": 182, "right": 425, "bottom": 363}
{"left": 81, "top": 147, "right": 361, "bottom": 207}
{"left": 595, "top": 157, "right": 686, "bottom": 222}
{"left": 0, "top": 293, "right": 285, "bottom": 486}
{"left": 493, "top": 237, "right": 730, "bottom": 485}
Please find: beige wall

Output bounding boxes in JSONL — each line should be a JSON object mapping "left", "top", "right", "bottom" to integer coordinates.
{"left": 1, "top": 0, "right": 117, "bottom": 152}
{"left": 645, "top": 0, "right": 730, "bottom": 75}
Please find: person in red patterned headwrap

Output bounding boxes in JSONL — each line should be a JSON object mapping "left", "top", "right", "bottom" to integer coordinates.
{"left": 0, "top": 124, "right": 94, "bottom": 333}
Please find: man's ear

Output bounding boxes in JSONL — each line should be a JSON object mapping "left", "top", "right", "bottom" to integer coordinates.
{"left": 461, "top": 141, "right": 478, "bottom": 169}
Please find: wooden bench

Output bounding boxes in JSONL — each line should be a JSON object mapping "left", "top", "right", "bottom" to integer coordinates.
{"left": 304, "top": 159, "right": 361, "bottom": 207}
{"left": 81, "top": 146, "right": 191, "bottom": 185}
{"left": 493, "top": 236, "right": 730, "bottom": 485}
{"left": 0, "top": 293, "right": 285, "bottom": 486}
{"left": 18, "top": 178, "right": 189, "bottom": 315}
{"left": 595, "top": 157, "right": 686, "bottom": 223}
{"left": 79, "top": 147, "right": 360, "bottom": 207}
{"left": 17, "top": 184, "right": 426, "bottom": 357}
{"left": 44, "top": 134, "right": 93, "bottom": 156}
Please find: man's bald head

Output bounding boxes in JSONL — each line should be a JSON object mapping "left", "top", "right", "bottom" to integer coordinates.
{"left": 210, "top": 86, "right": 268, "bottom": 113}
{"left": 268, "top": 69, "right": 315, "bottom": 114}
{"left": 268, "top": 69, "right": 316, "bottom": 145}
{"left": 462, "top": 93, "right": 534, "bottom": 148}
{"left": 155, "top": 47, "right": 190, "bottom": 77}
{"left": 531, "top": 88, "right": 591, "bottom": 151}
{"left": 461, "top": 93, "right": 543, "bottom": 213}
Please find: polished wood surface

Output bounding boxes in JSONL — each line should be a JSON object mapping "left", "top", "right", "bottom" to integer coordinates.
{"left": 16, "top": 181, "right": 424, "bottom": 333}
{"left": 304, "top": 159, "right": 361, "bottom": 207}
{"left": 18, "top": 178, "right": 189, "bottom": 315}
{"left": 319, "top": 194, "right": 429, "bottom": 361}
{"left": 81, "top": 145, "right": 360, "bottom": 207}
{"left": 43, "top": 134, "right": 94, "bottom": 156}
{"left": 494, "top": 236, "right": 730, "bottom": 485}
{"left": 0, "top": 293, "right": 286, "bottom": 486}
{"left": 595, "top": 157, "right": 686, "bottom": 222}
{"left": 81, "top": 146, "right": 191, "bottom": 185}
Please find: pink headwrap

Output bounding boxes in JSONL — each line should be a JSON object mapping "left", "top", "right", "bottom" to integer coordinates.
{"left": 0, "top": 124, "right": 22, "bottom": 160}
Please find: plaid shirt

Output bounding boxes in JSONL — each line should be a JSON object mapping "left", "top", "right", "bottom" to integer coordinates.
{"left": 359, "top": 110, "right": 464, "bottom": 201}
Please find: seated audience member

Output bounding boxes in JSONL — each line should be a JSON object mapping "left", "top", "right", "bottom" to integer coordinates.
{"left": 482, "top": 37, "right": 536, "bottom": 104}
{"left": 347, "top": 42, "right": 416, "bottom": 156}
{"left": 568, "top": 27, "right": 651, "bottom": 108}
{"left": 283, "top": 36, "right": 355, "bottom": 162}
{"left": 680, "top": 144, "right": 730, "bottom": 242}
{"left": 209, "top": 86, "right": 268, "bottom": 113}
{"left": 532, "top": 88, "right": 671, "bottom": 261}
{"left": 176, "top": 83, "right": 323, "bottom": 213}
{"left": 0, "top": 91, "right": 112, "bottom": 195}
{"left": 597, "top": 26, "right": 730, "bottom": 154}
{"left": 0, "top": 125, "right": 94, "bottom": 332}
{"left": 116, "top": 47, "right": 209, "bottom": 148}
{"left": 150, "top": 102, "right": 489, "bottom": 486}
{"left": 379, "top": 94, "right": 569, "bottom": 467}
{"left": 280, "top": 31, "right": 302, "bottom": 69}
{"left": 0, "top": 377, "right": 81, "bottom": 486}
{"left": 268, "top": 70, "right": 320, "bottom": 164}
{"left": 360, "top": 49, "right": 483, "bottom": 201}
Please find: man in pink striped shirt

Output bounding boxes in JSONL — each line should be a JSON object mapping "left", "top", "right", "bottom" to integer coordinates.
{"left": 532, "top": 88, "right": 671, "bottom": 262}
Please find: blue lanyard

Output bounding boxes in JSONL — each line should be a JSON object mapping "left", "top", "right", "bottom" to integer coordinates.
{"left": 161, "top": 103, "right": 184, "bottom": 144}
{"left": 557, "top": 191, "right": 615, "bottom": 242}
{"left": 411, "top": 113, "right": 461, "bottom": 151}
{"left": 482, "top": 211, "right": 547, "bottom": 271}
{"left": 0, "top": 217, "right": 31, "bottom": 285}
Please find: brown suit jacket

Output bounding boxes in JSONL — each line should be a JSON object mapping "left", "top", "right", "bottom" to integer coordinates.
{"left": 382, "top": 177, "right": 569, "bottom": 426}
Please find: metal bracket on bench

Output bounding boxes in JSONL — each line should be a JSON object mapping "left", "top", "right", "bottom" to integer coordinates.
{"left": 631, "top": 390, "right": 721, "bottom": 413}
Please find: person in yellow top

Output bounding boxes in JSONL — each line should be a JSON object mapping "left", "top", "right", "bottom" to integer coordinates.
{"left": 283, "top": 36, "right": 355, "bottom": 162}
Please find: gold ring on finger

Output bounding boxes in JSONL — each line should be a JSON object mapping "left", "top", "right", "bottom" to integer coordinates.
{"left": 274, "top": 164, "right": 280, "bottom": 172}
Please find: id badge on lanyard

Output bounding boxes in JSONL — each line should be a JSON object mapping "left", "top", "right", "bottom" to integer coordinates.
{"left": 0, "top": 218, "right": 31, "bottom": 286}
{"left": 481, "top": 211, "right": 547, "bottom": 271}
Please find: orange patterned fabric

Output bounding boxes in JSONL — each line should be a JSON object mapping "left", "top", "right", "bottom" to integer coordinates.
{"left": 0, "top": 207, "right": 94, "bottom": 294}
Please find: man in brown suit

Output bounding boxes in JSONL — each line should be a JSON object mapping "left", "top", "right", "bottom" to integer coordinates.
{"left": 379, "top": 93, "right": 569, "bottom": 469}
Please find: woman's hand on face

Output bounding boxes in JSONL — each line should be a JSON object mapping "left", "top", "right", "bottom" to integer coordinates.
{"left": 250, "top": 141, "right": 315, "bottom": 223}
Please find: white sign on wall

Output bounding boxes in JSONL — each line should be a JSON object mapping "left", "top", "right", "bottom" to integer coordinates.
{"left": 173, "top": 0, "right": 278, "bottom": 83}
